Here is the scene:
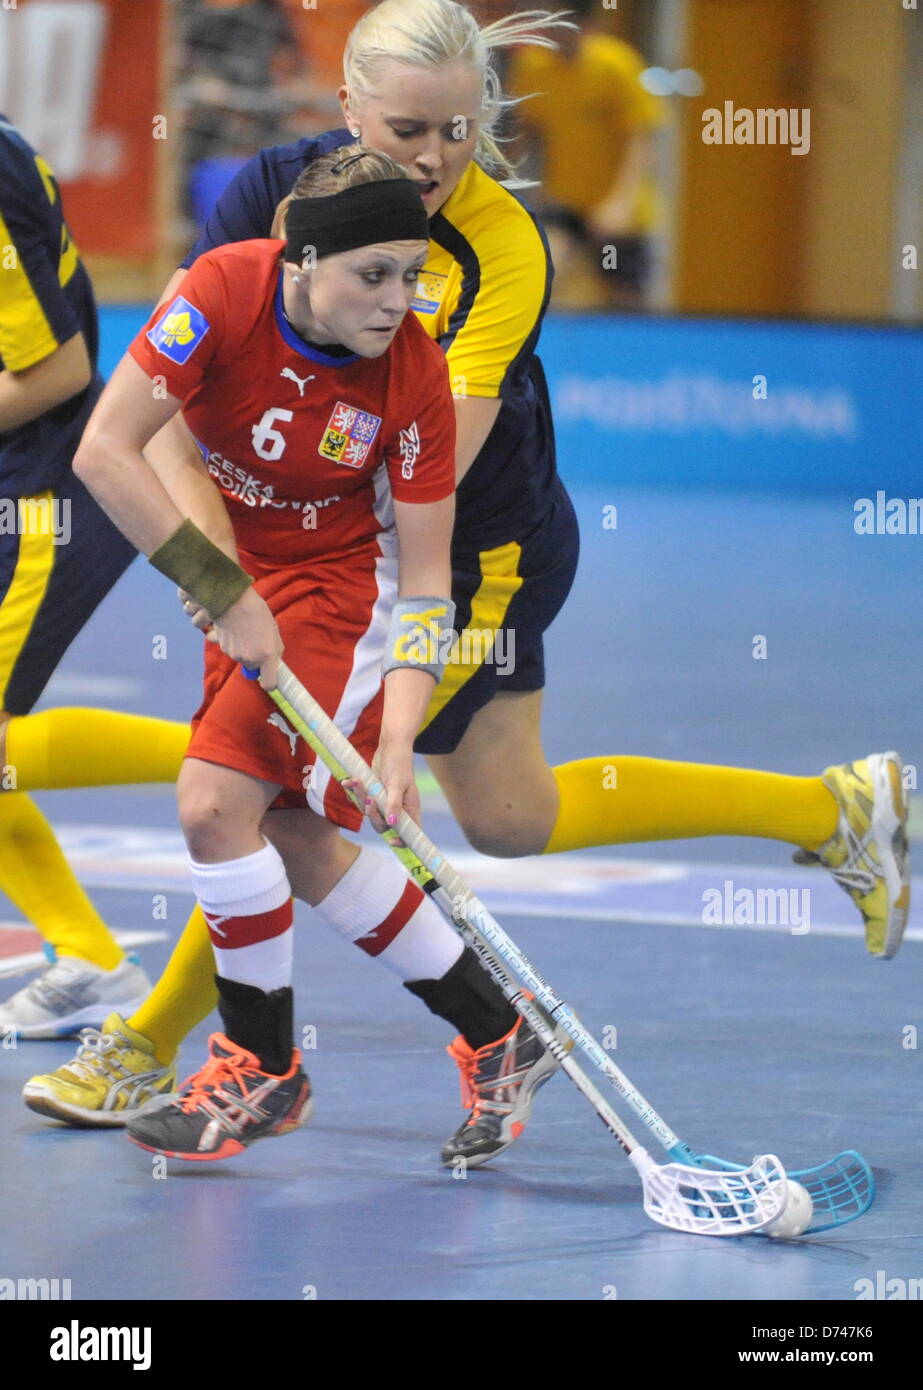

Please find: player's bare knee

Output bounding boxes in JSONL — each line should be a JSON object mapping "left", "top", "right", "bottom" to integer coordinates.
{"left": 459, "top": 808, "right": 548, "bottom": 859}
{"left": 179, "top": 788, "right": 252, "bottom": 861}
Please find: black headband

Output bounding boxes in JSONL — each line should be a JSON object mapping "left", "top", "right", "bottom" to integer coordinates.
{"left": 285, "top": 179, "right": 429, "bottom": 264}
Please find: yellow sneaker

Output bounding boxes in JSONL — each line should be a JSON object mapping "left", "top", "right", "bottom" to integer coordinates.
{"left": 23, "top": 1013, "right": 176, "bottom": 1126}
{"left": 796, "top": 752, "right": 910, "bottom": 958}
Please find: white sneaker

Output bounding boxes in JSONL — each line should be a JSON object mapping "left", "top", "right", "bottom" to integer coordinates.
{"left": 0, "top": 952, "right": 152, "bottom": 1039}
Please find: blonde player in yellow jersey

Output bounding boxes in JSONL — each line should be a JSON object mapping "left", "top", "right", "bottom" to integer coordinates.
{"left": 26, "top": 2, "right": 909, "bottom": 1165}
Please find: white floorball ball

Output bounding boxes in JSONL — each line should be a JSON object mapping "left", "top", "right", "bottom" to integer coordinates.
{"left": 763, "top": 1180, "right": 814, "bottom": 1238}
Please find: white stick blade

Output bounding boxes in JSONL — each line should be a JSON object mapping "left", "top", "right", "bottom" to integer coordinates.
{"left": 638, "top": 1153, "right": 789, "bottom": 1237}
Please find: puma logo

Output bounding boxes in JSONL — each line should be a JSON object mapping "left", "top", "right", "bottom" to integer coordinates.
{"left": 280, "top": 367, "right": 316, "bottom": 397}
{"left": 203, "top": 912, "right": 229, "bottom": 937}
{"left": 268, "top": 710, "right": 298, "bottom": 757}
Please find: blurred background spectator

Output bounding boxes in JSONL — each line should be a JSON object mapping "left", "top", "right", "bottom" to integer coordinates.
{"left": 507, "top": 0, "right": 664, "bottom": 310}
{"left": 178, "top": 0, "right": 306, "bottom": 228}
{"left": 176, "top": 0, "right": 366, "bottom": 234}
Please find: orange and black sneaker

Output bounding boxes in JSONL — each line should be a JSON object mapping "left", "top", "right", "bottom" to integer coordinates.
{"left": 440, "top": 1004, "right": 562, "bottom": 1168}
{"left": 125, "top": 1033, "right": 312, "bottom": 1162}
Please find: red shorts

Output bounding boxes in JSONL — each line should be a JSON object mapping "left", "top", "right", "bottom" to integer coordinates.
{"left": 186, "top": 540, "right": 397, "bottom": 831}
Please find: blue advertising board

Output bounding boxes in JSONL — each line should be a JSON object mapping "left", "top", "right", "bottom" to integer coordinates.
{"left": 539, "top": 314, "right": 923, "bottom": 496}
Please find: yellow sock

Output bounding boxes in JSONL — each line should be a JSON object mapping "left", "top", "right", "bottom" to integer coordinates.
{"left": 5, "top": 710, "right": 189, "bottom": 790}
{"left": 543, "top": 756, "right": 838, "bottom": 855}
{"left": 0, "top": 793, "right": 123, "bottom": 968}
{"left": 128, "top": 906, "right": 217, "bottom": 1066}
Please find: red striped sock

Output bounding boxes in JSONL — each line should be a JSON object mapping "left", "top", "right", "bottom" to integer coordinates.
{"left": 189, "top": 843, "right": 293, "bottom": 991}
{"left": 205, "top": 899, "right": 294, "bottom": 989}
{"left": 313, "top": 847, "right": 462, "bottom": 981}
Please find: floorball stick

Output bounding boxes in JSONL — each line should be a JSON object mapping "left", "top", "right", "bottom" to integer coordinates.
{"left": 245, "top": 661, "right": 823, "bottom": 1237}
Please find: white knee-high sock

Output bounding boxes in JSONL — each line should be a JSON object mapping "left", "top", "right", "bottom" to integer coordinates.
{"left": 312, "top": 846, "right": 462, "bottom": 981}
{"left": 188, "top": 841, "right": 293, "bottom": 992}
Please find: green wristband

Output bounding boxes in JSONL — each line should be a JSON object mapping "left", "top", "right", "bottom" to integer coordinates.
{"left": 149, "top": 519, "right": 252, "bottom": 620}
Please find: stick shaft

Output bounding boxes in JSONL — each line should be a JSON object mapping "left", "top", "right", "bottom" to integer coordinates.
{"left": 270, "top": 663, "right": 668, "bottom": 1158}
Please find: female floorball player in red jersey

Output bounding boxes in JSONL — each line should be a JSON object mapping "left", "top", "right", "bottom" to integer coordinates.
{"left": 69, "top": 149, "right": 513, "bottom": 1161}
{"left": 26, "top": 0, "right": 908, "bottom": 1165}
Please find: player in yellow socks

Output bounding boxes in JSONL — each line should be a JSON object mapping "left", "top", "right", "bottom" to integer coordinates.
{"left": 0, "top": 118, "right": 191, "bottom": 1033}
{"left": 545, "top": 751, "right": 909, "bottom": 959}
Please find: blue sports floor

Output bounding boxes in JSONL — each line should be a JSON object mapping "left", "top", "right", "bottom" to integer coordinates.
{"left": 1, "top": 311, "right": 921, "bottom": 1302}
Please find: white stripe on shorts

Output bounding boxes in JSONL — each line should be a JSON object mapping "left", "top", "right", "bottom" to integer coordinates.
{"left": 307, "top": 465, "right": 398, "bottom": 818}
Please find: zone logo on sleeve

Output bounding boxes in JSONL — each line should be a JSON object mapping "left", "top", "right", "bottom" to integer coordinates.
{"left": 398, "top": 421, "right": 421, "bottom": 480}
{"left": 318, "top": 402, "right": 382, "bottom": 469}
{"left": 147, "top": 295, "right": 211, "bottom": 365}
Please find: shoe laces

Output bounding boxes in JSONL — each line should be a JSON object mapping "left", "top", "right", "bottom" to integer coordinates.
{"left": 828, "top": 817, "right": 879, "bottom": 895}
{"left": 65, "top": 1027, "right": 124, "bottom": 1081}
{"left": 449, "top": 1023, "right": 527, "bottom": 1121}
{"left": 179, "top": 1042, "right": 260, "bottom": 1114}
{"left": 797, "top": 816, "right": 879, "bottom": 896}
{"left": 449, "top": 1043, "right": 480, "bottom": 1114}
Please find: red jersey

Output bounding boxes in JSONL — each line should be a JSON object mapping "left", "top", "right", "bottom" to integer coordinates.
{"left": 130, "top": 240, "right": 456, "bottom": 567}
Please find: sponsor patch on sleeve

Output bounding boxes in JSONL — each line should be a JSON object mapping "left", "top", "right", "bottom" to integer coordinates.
{"left": 146, "top": 295, "right": 211, "bottom": 365}
{"left": 411, "top": 270, "right": 448, "bottom": 316}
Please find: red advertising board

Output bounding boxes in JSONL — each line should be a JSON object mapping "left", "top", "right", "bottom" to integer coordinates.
{"left": 0, "top": 0, "right": 163, "bottom": 261}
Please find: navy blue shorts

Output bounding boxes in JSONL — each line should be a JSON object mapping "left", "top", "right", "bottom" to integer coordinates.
{"left": 415, "top": 477, "right": 579, "bottom": 755}
{"left": 0, "top": 474, "right": 136, "bottom": 716}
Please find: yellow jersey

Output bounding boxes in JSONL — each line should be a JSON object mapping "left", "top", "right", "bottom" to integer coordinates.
{"left": 509, "top": 35, "right": 663, "bottom": 231}
{"left": 0, "top": 116, "right": 101, "bottom": 494}
{"left": 413, "top": 158, "right": 559, "bottom": 548}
